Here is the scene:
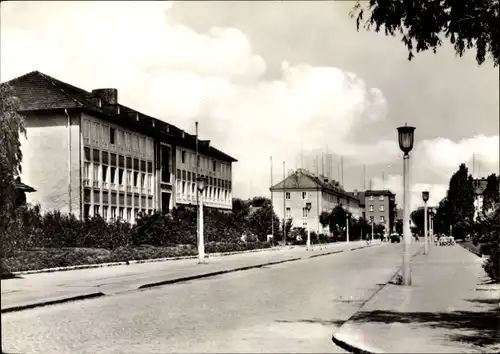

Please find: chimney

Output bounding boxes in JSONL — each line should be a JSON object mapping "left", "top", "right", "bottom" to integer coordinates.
{"left": 92, "top": 88, "right": 118, "bottom": 105}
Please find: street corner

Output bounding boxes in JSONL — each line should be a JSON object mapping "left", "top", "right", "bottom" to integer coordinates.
{"left": 332, "top": 321, "right": 383, "bottom": 353}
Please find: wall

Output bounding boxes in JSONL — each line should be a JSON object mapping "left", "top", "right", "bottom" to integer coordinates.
{"left": 272, "top": 189, "right": 323, "bottom": 233}
{"left": 365, "top": 194, "right": 390, "bottom": 228}
{"left": 20, "top": 111, "right": 81, "bottom": 215}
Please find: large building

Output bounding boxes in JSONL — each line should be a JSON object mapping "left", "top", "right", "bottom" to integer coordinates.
{"left": 472, "top": 176, "right": 500, "bottom": 220}
{"left": 5, "top": 71, "right": 237, "bottom": 222}
{"left": 270, "top": 168, "right": 362, "bottom": 234}
{"left": 364, "top": 190, "right": 396, "bottom": 233}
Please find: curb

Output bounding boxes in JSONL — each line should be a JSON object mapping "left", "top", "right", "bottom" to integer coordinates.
{"left": 459, "top": 243, "right": 482, "bottom": 258}
{"left": 1, "top": 292, "right": 105, "bottom": 314}
{"left": 331, "top": 244, "right": 424, "bottom": 353}
{"left": 9, "top": 247, "right": 284, "bottom": 276}
{"left": 137, "top": 257, "right": 303, "bottom": 290}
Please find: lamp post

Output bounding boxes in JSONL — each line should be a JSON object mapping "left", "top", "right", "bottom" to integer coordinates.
{"left": 429, "top": 207, "right": 435, "bottom": 245}
{"left": 397, "top": 123, "right": 416, "bottom": 286}
{"left": 346, "top": 213, "right": 350, "bottom": 244}
{"left": 306, "top": 202, "right": 312, "bottom": 250}
{"left": 422, "top": 191, "right": 429, "bottom": 255}
{"left": 371, "top": 219, "right": 374, "bottom": 243}
{"left": 196, "top": 176, "right": 207, "bottom": 264}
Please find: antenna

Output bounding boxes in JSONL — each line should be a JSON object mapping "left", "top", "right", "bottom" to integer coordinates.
{"left": 301, "top": 143, "right": 304, "bottom": 170}
{"left": 270, "top": 156, "right": 274, "bottom": 238}
{"left": 321, "top": 151, "right": 325, "bottom": 177}
{"left": 363, "top": 164, "right": 366, "bottom": 191}
{"left": 472, "top": 152, "right": 475, "bottom": 178}
{"left": 341, "top": 156, "right": 344, "bottom": 186}
{"left": 283, "top": 161, "right": 286, "bottom": 245}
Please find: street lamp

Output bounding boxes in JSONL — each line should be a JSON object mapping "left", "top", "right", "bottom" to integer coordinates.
{"left": 346, "top": 212, "right": 350, "bottom": 244}
{"left": 422, "top": 191, "right": 429, "bottom": 255}
{"left": 305, "top": 202, "right": 312, "bottom": 250}
{"left": 196, "top": 176, "right": 207, "bottom": 264}
{"left": 397, "top": 123, "right": 416, "bottom": 286}
{"left": 429, "top": 207, "right": 435, "bottom": 245}
{"left": 370, "top": 219, "right": 374, "bottom": 243}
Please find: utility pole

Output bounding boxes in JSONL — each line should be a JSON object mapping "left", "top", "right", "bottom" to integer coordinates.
{"left": 195, "top": 121, "right": 199, "bottom": 244}
{"left": 283, "top": 161, "right": 286, "bottom": 246}
{"left": 363, "top": 164, "right": 366, "bottom": 191}
{"left": 270, "top": 156, "right": 274, "bottom": 240}
{"left": 341, "top": 156, "right": 344, "bottom": 186}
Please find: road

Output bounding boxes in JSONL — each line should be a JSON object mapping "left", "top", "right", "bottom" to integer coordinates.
{"left": 2, "top": 243, "right": 403, "bottom": 353}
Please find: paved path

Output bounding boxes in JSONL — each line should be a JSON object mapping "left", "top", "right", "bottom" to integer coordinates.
{"left": 2, "top": 242, "right": 402, "bottom": 354}
{"left": 1, "top": 240, "right": 375, "bottom": 312}
{"left": 333, "top": 244, "right": 500, "bottom": 353}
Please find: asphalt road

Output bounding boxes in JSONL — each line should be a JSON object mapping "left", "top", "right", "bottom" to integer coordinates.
{"left": 2, "top": 243, "right": 403, "bottom": 353}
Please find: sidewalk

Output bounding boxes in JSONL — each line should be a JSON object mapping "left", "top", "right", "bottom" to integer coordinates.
{"left": 1, "top": 240, "right": 381, "bottom": 313}
{"left": 332, "top": 244, "right": 500, "bottom": 353}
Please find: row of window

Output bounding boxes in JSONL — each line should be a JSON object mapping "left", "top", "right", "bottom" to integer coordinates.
{"left": 82, "top": 119, "right": 154, "bottom": 157}
{"left": 369, "top": 205, "right": 385, "bottom": 212}
{"left": 83, "top": 204, "right": 153, "bottom": 222}
{"left": 368, "top": 195, "right": 386, "bottom": 201}
{"left": 178, "top": 150, "right": 232, "bottom": 179}
{"left": 83, "top": 162, "right": 154, "bottom": 194}
{"left": 369, "top": 215, "right": 385, "bottom": 223}
{"left": 176, "top": 169, "right": 232, "bottom": 190}
{"left": 176, "top": 180, "right": 231, "bottom": 202}
{"left": 84, "top": 147, "right": 154, "bottom": 173}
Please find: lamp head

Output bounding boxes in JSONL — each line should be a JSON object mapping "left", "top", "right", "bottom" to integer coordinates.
{"left": 422, "top": 191, "right": 429, "bottom": 203}
{"left": 196, "top": 177, "right": 207, "bottom": 192}
{"left": 306, "top": 202, "right": 312, "bottom": 211}
{"left": 397, "top": 123, "right": 416, "bottom": 156}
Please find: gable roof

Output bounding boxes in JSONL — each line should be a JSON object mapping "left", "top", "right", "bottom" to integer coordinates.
{"left": 270, "top": 169, "right": 359, "bottom": 202}
{"left": 365, "top": 189, "right": 395, "bottom": 197}
{"left": 3, "top": 71, "right": 237, "bottom": 162}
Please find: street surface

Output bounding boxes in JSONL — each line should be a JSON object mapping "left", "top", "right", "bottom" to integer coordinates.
{"left": 1, "top": 241, "right": 369, "bottom": 310}
{"left": 2, "top": 243, "right": 403, "bottom": 353}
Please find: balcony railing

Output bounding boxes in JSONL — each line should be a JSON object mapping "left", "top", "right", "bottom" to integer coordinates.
{"left": 110, "top": 183, "right": 116, "bottom": 190}
{"left": 102, "top": 182, "right": 108, "bottom": 189}
{"left": 92, "top": 181, "right": 99, "bottom": 188}
{"left": 83, "top": 179, "right": 90, "bottom": 187}
{"left": 119, "top": 185, "right": 124, "bottom": 192}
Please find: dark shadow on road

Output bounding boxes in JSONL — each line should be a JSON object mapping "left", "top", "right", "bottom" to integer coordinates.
{"left": 349, "top": 301, "right": 500, "bottom": 350}
{"left": 276, "top": 318, "right": 345, "bottom": 327}
{"left": 0, "top": 274, "right": 23, "bottom": 280}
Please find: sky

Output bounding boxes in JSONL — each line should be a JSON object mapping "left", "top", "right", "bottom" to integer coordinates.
{"left": 1, "top": 1, "right": 499, "bottom": 211}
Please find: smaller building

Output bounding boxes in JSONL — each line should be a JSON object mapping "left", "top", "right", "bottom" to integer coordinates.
{"left": 270, "top": 168, "right": 361, "bottom": 234}
{"left": 364, "top": 189, "right": 396, "bottom": 233}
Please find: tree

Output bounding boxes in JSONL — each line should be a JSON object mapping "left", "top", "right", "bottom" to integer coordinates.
{"left": 481, "top": 173, "right": 500, "bottom": 214}
{"left": 0, "top": 83, "right": 26, "bottom": 219}
{"left": 434, "top": 196, "right": 452, "bottom": 235}
{"left": 247, "top": 204, "right": 280, "bottom": 242}
{"left": 395, "top": 219, "right": 403, "bottom": 234}
{"left": 351, "top": 0, "right": 499, "bottom": 67}
{"left": 446, "top": 164, "right": 475, "bottom": 238}
{"left": 319, "top": 211, "right": 330, "bottom": 230}
{"left": 231, "top": 198, "right": 250, "bottom": 224}
{"left": 250, "top": 196, "right": 271, "bottom": 207}
{"left": 410, "top": 207, "right": 426, "bottom": 235}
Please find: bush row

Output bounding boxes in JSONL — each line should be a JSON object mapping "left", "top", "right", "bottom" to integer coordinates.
{"left": 3, "top": 241, "right": 274, "bottom": 272}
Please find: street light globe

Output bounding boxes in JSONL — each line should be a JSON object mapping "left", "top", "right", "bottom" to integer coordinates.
{"left": 196, "top": 177, "right": 207, "bottom": 192}
{"left": 422, "top": 191, "right": 429, "bottom": 203}
{"left": 306, "top": 202, "right": 312, "bottom": 211}
{"left": 397, "top": 123, "right": 416, "bottom": 155}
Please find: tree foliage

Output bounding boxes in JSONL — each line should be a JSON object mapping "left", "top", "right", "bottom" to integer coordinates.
{"left": 481, "top": 173, "right": 500, "bottom": 214}
{"left": 351, "top": 0, "right": 499, "bottom": 67}
{"left": 0, "top": 83, "right": 26, "bottom": 218}
{"left": 247, "top": 204, "right": 280, "bottom": 241}
{"left": 445, "top": 163, "right": 475, "bottom": 238}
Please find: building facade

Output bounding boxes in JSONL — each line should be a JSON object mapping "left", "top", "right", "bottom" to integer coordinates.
{"left": 364, "top": 190, "right": 396, "bottom": 233}
{"left": 6, "top": 71, "right": 236, "bottom": 223}
{"left": 270, "top": 169, "right": 361, "bottom": 234}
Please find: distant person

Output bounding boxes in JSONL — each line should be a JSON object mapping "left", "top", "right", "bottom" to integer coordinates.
{"left": 413, "top": 233, "right": 419, "bottom": 241}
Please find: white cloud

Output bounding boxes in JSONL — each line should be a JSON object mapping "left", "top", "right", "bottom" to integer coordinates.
{"left": 1, "top": 1, "right": 497, "bottom": 201}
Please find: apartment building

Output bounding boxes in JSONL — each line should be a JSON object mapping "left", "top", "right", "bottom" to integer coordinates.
{"left": 270, "top": 168, "right": 361, "bottom": 234}
{"left": 364, "top": 190, "right": 396, "bottom": 233}
{"left": 6, "top": 71, "right": 236, "bottom": 222}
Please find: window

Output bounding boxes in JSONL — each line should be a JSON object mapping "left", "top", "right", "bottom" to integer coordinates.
{"left": 127, "top": 171, "right": 132, "bottom": 186}
{"left": 379, "top": 205, "right": 385, "bottom": 212}
{"left": 93, "top": 164, "right": 100, "bottom": 181}
{"left": 369, "top": 205, "right": 374, "bottom": 212}
{"left": 369, "top": 196, "right": 374, "bottom": 201}
{"left": 302, "top": 207, "right": 308, "bottom": 217}
{"left": 302, "top": 192, "right": 307, "bottom": 200}
{"left": 125, "top": 133, "right": 131, "bottom": 150}
{"left": 286, "top": 207, "right": 291, "bottom": 219}
{"left": 148, "top": 175, "right": 153, "bottom": 191}
{"left": 110, "top": 128, "right": 115, "bottom": 145}
{"left": 118, "top": 169, "right": 124, "bottom": 185}
{"left": 212, "top": 160, "right": 217, "bottom": 172}
{"left": 379, "top": 195, "right": 384, "bottom": 201}
{"left": 94, "top": 205, "right": 100, "bottom": 216}
{"left": 110, "top": 167, "right": 116, "bottom": 183}
{"left": 111, "top": 207, "right": 117, "bottom": 220}
{"left": 285, "top": 192, "right": 291, "bottom": 200}
{"left": 181, "top": 151, "right": 186, "bottom": 164}
{"left": 141, "top": 173, "right": 146, "bottom": 188}
{"left": 182, "top": 181, "right": 186, "bottom": 194}
{"left": 119, "top": 207, "right": 124, "bottom": 219}
{"left": 380, "top": 216, "right": 385, "bottom": 223}
{"left": 83, "top": 162, "right": 90, "bottom": 180}
{"left": 134, "top": 172, "right": 139, "bottom": 187}
{"left": 103, "top": 206, "right": 108, "bottom": 219}
{"left": 197, "top": 155, "right": 200, "bottom": 167}
{"left": 118, "top": 130, "right": 125, "bottom": 147}
{"left": 126, "top": 208, "right": 132, "bottom": 221}
{"left": 102, "top": 165, "right": 108, "bottom": 182}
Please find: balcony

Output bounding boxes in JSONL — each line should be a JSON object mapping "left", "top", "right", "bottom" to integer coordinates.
{"left": 83, "top": 179, "right": 90, "bottom": 187}
{"left": 92, "top": 181, "right": 99, "bottom": 188}
{"left": 110, "top": 183, "right": 116, "bottom": 190}
{"left": 119, "top": 185, "right": 124, "bottom": 192}
{"left": 126, "top": 186, "right": 131, "bottom": 192}
{"left": 102, "top": 182, "right": 108, "bottom": 189}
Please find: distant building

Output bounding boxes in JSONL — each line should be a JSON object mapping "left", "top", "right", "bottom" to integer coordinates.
{"left": 473, "top": 177, "right": 500, "bottom": 219}
{"left": 269, "top": 168, "right": 362, "bottom": 234}
{"left": 5, "top": 71, "right": 237, "bottom": 223}
{"left": 364, "top": 190, "right": 396, "bottom": 234}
